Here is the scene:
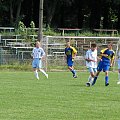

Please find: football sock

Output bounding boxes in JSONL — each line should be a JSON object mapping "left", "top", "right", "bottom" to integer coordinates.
{"left": 92, "top": 76, "right": 98, "bottom": 85}
{"left": 71, "top": 69, "right": 76, "bottom": 75}
{"left": 105, "top": 76, "right": 109, "bottom": 84}
{"left": 34, "top": 70, "right": 39, "bottom": 79}
{"left": 40, "top": 69, "right": 48, "bottom": 78}
{"left": 90, "top": 77, "right": 94, "bottom": 84}
{"left": 88, "top": 75, "right": 92, "bottom": 82}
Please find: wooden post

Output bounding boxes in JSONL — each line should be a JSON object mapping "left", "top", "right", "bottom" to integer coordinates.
{"left": 38, "top": 0, "right": 44, "bottom": 41}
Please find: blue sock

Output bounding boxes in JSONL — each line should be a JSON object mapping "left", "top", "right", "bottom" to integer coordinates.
{"left": 105, "top": 76, "right": 109, "bottom": 84}
{"left": 92, "top": 76, "right": 98, "bottom": 85}
{"left": 71, "top": 69, "right": 76, "bottom": 75}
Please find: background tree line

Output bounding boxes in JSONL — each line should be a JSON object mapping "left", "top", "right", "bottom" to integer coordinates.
{"left": 0, "top": 0, "right": 120, "bottom": 30}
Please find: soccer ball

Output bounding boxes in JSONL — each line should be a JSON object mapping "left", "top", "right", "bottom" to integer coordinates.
{"left": 86, "top": 82, "right": 91, "bottom": 87}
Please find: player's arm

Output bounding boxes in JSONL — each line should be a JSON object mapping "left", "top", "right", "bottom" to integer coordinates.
{"left": 97, "top": 56, "right": 102, "bottom": 61}
{"left": 85, "top": 51, "right": 97, "bottom": 62}
{"left": 86, "top": 58, "right": 97, "bottom": 62}
{"left": 110, "top": 52, "right": 115, "bottom": 67}
{"left": 72, "top": 47, "right": 77, "bottom": 59}
{"left": 41, "top": 49, "right": 46, "bottom": 60}
{"left": 31, "top": 49, "right": 34, "bottom": 58}
{"left": 100, "top": 48, "right": 108, "bottom": 57}
{"left": 72, "top": 52, "right": 77, "bottom": 59}
{"left": 100, "top": 53, "right": 108, "bottom": 57}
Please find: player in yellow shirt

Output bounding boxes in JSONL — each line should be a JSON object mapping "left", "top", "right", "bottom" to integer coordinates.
{"left": 65, "top": 41, "right": 77, "bottom": 78}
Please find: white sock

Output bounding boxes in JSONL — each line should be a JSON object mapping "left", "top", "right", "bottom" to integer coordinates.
{"left": 90, "top": 77, "right": 94, "bottom": 84}
{"left": 40, "top": 69, "right": 48, "bottom": 77}
{"left": 34, "top": 70, "right": 39, "bottom": 79}
{"left": 88, "top": 75, "right": 94, "bottom": 84}
{"left": 88, "top": 75, "right": 92, "bottom": 82}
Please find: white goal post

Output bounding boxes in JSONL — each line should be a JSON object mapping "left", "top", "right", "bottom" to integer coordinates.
{"left": 42, "top": 36, "right": 120, "bottom": 72}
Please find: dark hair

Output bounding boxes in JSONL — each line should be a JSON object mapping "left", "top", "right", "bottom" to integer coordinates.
{"left": 108, "top": 42, "right": 113, "bottom": 46}
{"left": 91, "top": 43, "right": 97, "bottom": 48}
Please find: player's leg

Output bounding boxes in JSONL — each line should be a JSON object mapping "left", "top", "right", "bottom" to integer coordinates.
{"left": 67, "top": 61, "right": 77, "bottom": 78}
{"left": 105, "top": 71, "right": 109, "bottom": 86}
{"left": 117, "top": 59, "right": 120, "bottom": 84}
{"left": 92, "top": 61, "right": 102, "bottom": 86}
{"left": 39, "top": 69, "right": 48, "bottom": 78}
{"left": 32, "top": 59, "right": 39, "bottom": 80}
{"left": 33, "top": 68, "right": 39, "bottom": 80}
{"left": 117, "top": 69, "right": 120, "bottom": 84}
{"left": 38, "top": 60, "right": 48, "bottom": 78}
{"left": 86, "top": 67, "right": 95, "bottom": 86}
{"left": 92, "top": 71, "right": 100, "bottom": 86}
{"left": 90, "top": 68, "right": 97, "bottom": 84}
{"left": 68, "top": 66, "right": 77, "bottom": 78}
{"left": 103, "top": 64, "right": 110, "bottom": 86}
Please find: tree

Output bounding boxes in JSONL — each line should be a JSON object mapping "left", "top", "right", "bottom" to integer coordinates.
{"left": 89, "top": 0, "right": 103, "bottom": 29}
{"left": 9, "top": 0, "right": 24, "bottom": 27}
{"left": 44, "top": 0, "right": 59, "bottom": 28}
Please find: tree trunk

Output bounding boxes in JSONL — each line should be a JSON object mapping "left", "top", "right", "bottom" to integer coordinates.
{"left": 9, "top": 0, "right": 14, "bottom": 25}
{"left": 116, "top": 4, "right": 120, "bottom": 29}
{"left": 15, "top": 0, "right": 23, "bottom": 27}
{"left": 44, "top": 0, "right": 58, "bottom": 28}
{"left": 89, "top": 0, "right": 102, "bottom": 29}
{"left": 102, "top": 2, "right": 110, "bottom": 29}
{"left": 76, "top": 0, "right": 84, "bottom": 28}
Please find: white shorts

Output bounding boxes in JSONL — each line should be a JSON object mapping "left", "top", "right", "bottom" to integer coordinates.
{"left": 118, "top": 59, "right": 120, "bottom": 69}
{"left": 88, "top": 67, "right": 97, "bottom": 73}
{"left": 32, "top": 58, "right": 42, "bottom": 68}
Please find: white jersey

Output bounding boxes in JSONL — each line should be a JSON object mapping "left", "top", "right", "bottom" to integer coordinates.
{"left": 85, "top": 49, "right": 97, "bottom": 68}
{"left": 32, "top": 47, "right": 45, "bottom": 59}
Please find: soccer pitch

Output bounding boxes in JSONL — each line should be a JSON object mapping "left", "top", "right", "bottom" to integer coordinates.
{"left": 0, "top": 71, "right": 120, "bottom": 120}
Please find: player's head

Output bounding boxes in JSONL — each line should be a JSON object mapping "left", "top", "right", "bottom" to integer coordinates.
{"left": 36, "top": 41, "right": 41, "bottom": 48}
{"left": 66, "top": 41, "right": 70, "bottom": 47}
{"left": 107, "top": 42, "right": 113, "bottom": 50}
{"left": 91, "top": 43, "right": 97, "bottom": 51}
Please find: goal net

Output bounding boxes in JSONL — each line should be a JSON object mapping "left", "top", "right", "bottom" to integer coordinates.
{"left": 42, "top": 36, "right": 120, "bottom": 72}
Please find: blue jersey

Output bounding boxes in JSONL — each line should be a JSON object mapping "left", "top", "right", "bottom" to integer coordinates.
{"left": 65, "top": 46, "right": 77, "bottom": 66}
{"left": 100, "top": 48, "right": 115, "bottom": 65}
{"left": 97, "top": 48, "right": 115, "bottom": 72}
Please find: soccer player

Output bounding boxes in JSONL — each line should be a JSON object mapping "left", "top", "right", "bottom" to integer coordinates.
{"left": 65, "top": 41, "right": 77, "bottom": 78}
{"left": 31, "top": 41, "right": 48, "bottom": 80}
{"left": 92, "top": 42, "right": 115, "bottom": 86}
{"left": 117, "top": 48, "right": 120, "bottom": 84}
{"left": 85, "top": 43, "right": 97, "bottom": 86}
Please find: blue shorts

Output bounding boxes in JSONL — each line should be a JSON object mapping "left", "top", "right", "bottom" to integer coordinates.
{"left": 88, "top": 67, "right": 97, "bottom": 73}
{"left": 32, "top": 58, "right": 42, "bottom": 68}
{"left": 67, "top": 60, "right": 73, "bottom": 67}
{"left": 97, "top": 61, "right": 110, "bottom": 72}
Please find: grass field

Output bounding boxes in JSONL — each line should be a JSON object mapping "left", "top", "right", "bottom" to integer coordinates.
{"left": 0, "top": 71, "right": 120, "bottom": 120}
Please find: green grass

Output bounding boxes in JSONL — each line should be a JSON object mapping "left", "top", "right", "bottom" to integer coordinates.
{"left": 0, "top": 71, "right": 120, "bottom": 120}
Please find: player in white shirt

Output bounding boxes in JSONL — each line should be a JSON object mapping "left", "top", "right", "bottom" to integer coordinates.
{"left": 31, "top": 41, "right": 48, "bottom": 80}
{"left": 117, "top": 49, "right": 120, "bottom": 84}
{"left": 85, "top": 43, "right": 97, "bottom": 86}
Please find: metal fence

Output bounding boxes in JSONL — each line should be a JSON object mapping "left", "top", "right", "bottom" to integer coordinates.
{"left": 0, "top": 36, "right": 120, "bottom": 71}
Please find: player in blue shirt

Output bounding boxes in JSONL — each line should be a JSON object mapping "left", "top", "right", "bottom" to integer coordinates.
{"left": 92, "top": 43, "right": 115, "bottom": 86}
{"left": 65, "top": 41, "right": 77, "bottom": 78}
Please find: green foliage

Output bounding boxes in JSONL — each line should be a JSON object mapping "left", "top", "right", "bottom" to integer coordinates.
{"left": 109, "top": 8, "right": 118, "bottom": 23}
{"left": 43, "top": 26, "right": 58, "bottom": 36}
{"left": 30, "top": 21, "right": 35, "bottom": 28}
{"left": 18, "top": 21, "right": 26, "bottom": 33}
{"left": 0, "top": 62, "right": 32, "bottom": 71}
